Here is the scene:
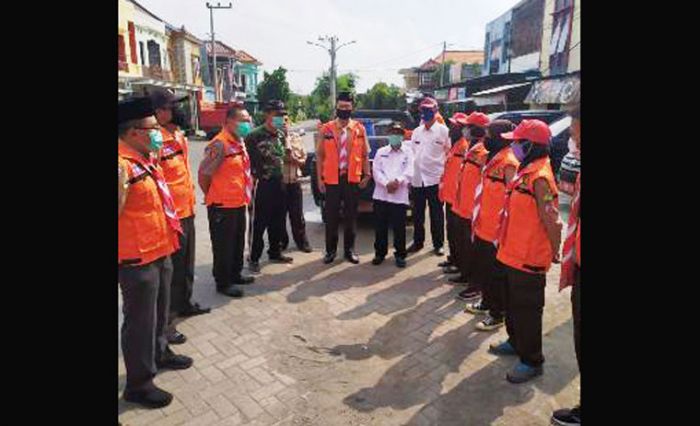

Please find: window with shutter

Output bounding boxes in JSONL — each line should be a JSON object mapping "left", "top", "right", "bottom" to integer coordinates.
{"left": 128, "top": 22, "right": 137, "bottom": 64}
{"left": 118, "top": 35, "right": 128, "bottom": 71}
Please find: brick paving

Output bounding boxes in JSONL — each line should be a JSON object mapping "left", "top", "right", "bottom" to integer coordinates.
{"left": 118, "top": 140, "right": 579, "bottom": 425}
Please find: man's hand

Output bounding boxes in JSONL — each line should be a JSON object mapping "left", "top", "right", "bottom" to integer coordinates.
{"left": 318, "top": 179, "right": 326, "bottom": 194}
{"left": 386, "top": 179, "right": 399, "bottom": 193}
{"left": 359, "top": 176, "right": 370, "bottom": 189}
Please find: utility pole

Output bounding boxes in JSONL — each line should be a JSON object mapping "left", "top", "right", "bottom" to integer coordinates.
{"left": 440, "top": 41, "right": 447, "bottom": 86}
{"left": 206, "top": 2, "right": 232, "bottom": 102}
{"left": 307, "top": 36, "right": 356, "bottom": 112}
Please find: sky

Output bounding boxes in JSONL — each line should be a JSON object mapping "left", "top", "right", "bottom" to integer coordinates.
{"left": 135, "top": 0, "right": 520, "bottom": 95}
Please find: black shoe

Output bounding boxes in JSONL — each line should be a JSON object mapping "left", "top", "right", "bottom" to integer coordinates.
{"left": 298, "top": 244, "right": 313, "bottom": 253}
{"left": 248, "top": 261, "right": 261, "bottom": 274}
{"left": 552, "top": 406, "right": 581, "bottom": 426}
{"left": 123, "top": 386, "right": 173, "bottom": 409}
{"left": 433, "top": 247, "right": 445, "bottom": 256}
{"left": 407, "top": 243, "right": 423, "bottom": 253}
{"left": 443, "top": 265, "right": 460, "bottom": 274}
{"left": 157, "top": 348, "right": 193, "bottom": 371}
{"left": 437, "top": 260, "right": 452, "bottom": 268}
{"left": 344, "top": 251, "right": 360, "bottom": 264}
{"left": 167, "top": 330, "right": 187, "bottom": 345}
{"left": 217, "top": 285, "right": 244, "bottom": 298}
{"left": 232, "top": 274, "right": 255, "bottom": 285}
{"left": 179, "top": 303, "right": 211, "bottom": 317}
{"left": 270, "top": 254, "right": 294, "bottom": 264}
{"left": 395, "top": 257, "right": 407, "bottom": 268}
{"left": 372, "top": 256, "right": 385, "bottom": 265}
{"left": 323, "top": 253, "right": 336, "bottom": 264}
{"left": 456, "top": 287, "right": 481, "bottom": 301}
{"left": 449, "top": 275, "right": 469, "bottom": 284}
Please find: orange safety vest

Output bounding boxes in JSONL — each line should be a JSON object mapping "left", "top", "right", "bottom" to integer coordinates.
{"left": 496, "top": 157, "right": 558, "bottom": 274}
{"left": 439, "top": 137, "right": 470, "bottom": 205}
{"left": 451, "top": 142, "right": 488, "bottom": 219}
{"left": 118, "top": 143, "right": 178, "bottom": 266}
{"left": 473, "top": 148, "right": 520, "bottom": 243}
{"left": 319, "top": 119, "right": 367, "bottom": 184}
{"left": 159, "top": 127, "right": 195, "bottom": 218}
{"left": 204, "top": 129, "right": 250, "bottom": 208}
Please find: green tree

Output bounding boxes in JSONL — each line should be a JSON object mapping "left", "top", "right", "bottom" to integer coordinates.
{"left": 357, "top": 82, "right": 406, "bottom": 110}
{"left": 256, "top": 67, "right": 291, "bottom": 107}
{"left": 432, "top": 60, "right": 455, "bottom": 86}
{"left": 304, "top": 72, "right": 359, "bottom": 122}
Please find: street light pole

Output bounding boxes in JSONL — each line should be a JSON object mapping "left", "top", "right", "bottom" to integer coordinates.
{"left": 206, "top": 2, "right": 232, "bottom": 102}
{"left": 307, "top": 36, "right": 356, "bottom": 113}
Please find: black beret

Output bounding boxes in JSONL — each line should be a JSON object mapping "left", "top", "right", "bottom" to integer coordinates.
{"left": 263, "top": 100, "right": 287, "bottom": 114}
{"left": 118, "top": 97, "right": 155, "bottom": 125}
{"left": 149, "top": 88, "right": 187, "bottom": 110}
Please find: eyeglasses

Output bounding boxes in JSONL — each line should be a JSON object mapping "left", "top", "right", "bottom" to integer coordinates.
{"left": 135, "top": 125, "right": 162, "bottom": 131}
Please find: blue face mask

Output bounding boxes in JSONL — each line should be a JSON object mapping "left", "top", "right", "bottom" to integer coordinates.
{"left": 421, "top": 109, "right": 435, "bottom": 123}
{"left": 237, "top": 122, "right": 252, "bottom": 138}
{"left": 388, "top": 135, "right": 403, "bottom": 149}
{"left": 147, "top": 129, "right": 164, "bottom": 152}
{"left": 272, "top": 116, "right": 285, "bottom": 129}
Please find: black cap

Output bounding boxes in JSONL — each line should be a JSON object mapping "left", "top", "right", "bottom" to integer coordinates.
{"left": 118, "top": 97, "right": 155, "bottom": 125}
{"left": 149, "top": 88, "right": 187, "bottom": 110}
{"left": 389, "top": 122, "right": 405, "bottom": 133}
{"left": 263, "top": 100, "right": 287, "bottom": 114}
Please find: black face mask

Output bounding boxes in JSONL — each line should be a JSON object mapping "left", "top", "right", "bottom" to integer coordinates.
{"left": 469, "top": 127, "right": 485, "bottom": 139}
{"left": 171, "top": 107, "right": 188, "bottom": 128}
{"left": 449, "top": 127, "right": 463, "bottom": 143}
{"left": 336, "top": 109, "right": 352, "bottom": 120}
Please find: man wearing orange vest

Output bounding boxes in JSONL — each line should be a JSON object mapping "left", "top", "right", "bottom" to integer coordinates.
{"left": 464, "top": 120, "right": 519, "bottom": 333}
{"left": 438, "top": 112, "right": 471, "bottom": 274}
{"left": 316, "top": 92, "right": 371, "bottom": 264}
{"left": 552, "top": 105, "right": 581, "bottom": 426}
{"left": 150, "top": 89, "right": 210, "bottom": 348}
{"left": 450, "top": 112, "right": 490, "bottom": 295}
{"left": 488, "top": 119, "right": 563, "bottom": 384}
{"left": 198, "top": 106, "right": 256, "bottom": 298}
{"left": 118, "top": 97, "right": 194, "bottom": 408}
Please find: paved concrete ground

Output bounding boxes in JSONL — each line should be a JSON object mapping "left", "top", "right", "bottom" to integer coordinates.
{"left": 118, "top": 137, "right": 580, "bottom": 426}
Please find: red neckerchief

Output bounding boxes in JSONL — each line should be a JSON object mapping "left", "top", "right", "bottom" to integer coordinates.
{"left": 560, "top": 173, "right": 580, "bottom": 290}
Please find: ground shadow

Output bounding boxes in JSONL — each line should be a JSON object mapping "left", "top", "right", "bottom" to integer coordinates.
{"left": 404, "top": 317, "right": 578, "bottom": 425}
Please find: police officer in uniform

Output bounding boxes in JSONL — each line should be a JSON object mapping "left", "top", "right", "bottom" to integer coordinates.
{"left": 150, "top": 89, "right": 210, "bottom": 347}
{"left": 316, "top": 92, "right": 371, "bottom": 264}
{"left": 198, "top": 106, "right": 256, "bottom": 297}
{"left": 119, "top": 97, "right": 193, "bottom": 408}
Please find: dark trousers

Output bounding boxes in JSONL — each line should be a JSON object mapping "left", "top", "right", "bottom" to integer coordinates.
{"left": 325, "top": 175, "right": 359, "bottom": 254}
{"left": 119, "top": 256, "right": 172, "bottom": 391}
{"left": 501, "top": 262, "right": 546, "bottom": 367}
{"left": 281, "top": 182, "right": 309, "bottom": 249}
{"left": 572, "top": 265, "right": 581, "bottom": 373}
{"left": 452, "top": 216, "right": 475, "bottom": 281}
{"left": 250, "top": 177, "right": 286, "bottom": 261}
{"left": 445, "top": 204, "right": 458, "bottom": 263}
{"left": 411, "top": 184, "right": 444, "bottom": 249}
{"left": 473, "top": 236, "right": 505, "bottom": 319}
{"left": 207, "top": 206, "right": 246, "bottom": 288}
{"left": 169, "top": 215, "right": 195, "bottom": 318}
{"left": 373, "top": 200, "right": 408, "bottom": 259}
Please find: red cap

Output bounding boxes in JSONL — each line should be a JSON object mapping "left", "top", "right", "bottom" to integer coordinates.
{"left": 419, "top": 98, "right": 438, "bottom": 110}
{"left": 448, "top": 112, "right": 469, "bottom": 126}
{"left": 501, "top": 119, "right": 551, "bottom": 145}
{"left": 466, "top": 112, "right": 490, "bottom": 127}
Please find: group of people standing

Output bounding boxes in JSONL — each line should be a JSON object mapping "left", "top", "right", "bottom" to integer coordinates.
{"left": 118, "top": 89, "right": 581, "bottom": 425}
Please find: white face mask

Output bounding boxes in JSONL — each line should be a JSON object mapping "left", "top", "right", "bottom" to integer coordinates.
{"left": 568, "top": 137, "right": 580, "bottom": 160}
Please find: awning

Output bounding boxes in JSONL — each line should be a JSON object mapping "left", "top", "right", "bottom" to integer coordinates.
{"left": 471, "top": 82, "right": 532, "bottom": 97}
{"left": 525, "top": 75, "right": 580, "bottom": 105}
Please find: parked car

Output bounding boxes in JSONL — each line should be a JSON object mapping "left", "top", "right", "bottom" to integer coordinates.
{"left": 306, "top": 110, "right": 417, "bottom": 222}
{"left": 487, "top": 109, "right": 567, "bottom": 126}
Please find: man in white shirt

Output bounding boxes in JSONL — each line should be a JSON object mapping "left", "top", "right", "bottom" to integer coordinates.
{"left": 408, "top": 98, "right": 450, "bottom": 256}
{"left": 372, "top": 123, "right": 414, "bottom": 268}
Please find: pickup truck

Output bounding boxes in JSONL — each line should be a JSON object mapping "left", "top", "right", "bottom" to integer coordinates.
{"left": 305, "top": 110, "right": 417, "bottom": 223}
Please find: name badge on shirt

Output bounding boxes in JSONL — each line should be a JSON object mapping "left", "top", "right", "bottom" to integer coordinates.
{"left": 433, "top": 140, "right": 443, "bottom": 145}
{"left": 414, "top": 140, "right": 421, "bottom": 145}
{"left": 380, "top": 154, "right": 389, "bottom": 158}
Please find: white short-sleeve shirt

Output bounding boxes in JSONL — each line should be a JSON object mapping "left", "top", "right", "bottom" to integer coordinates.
{"left": 410, "top": 122, "right": 450, "bottom": 187}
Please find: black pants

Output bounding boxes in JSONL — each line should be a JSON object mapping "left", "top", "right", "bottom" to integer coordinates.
{"left": 119, "top": 256, "right": 171, "bottom": 391}
{"left": 250, "top": 177, "right": 286, "bottom": 262}
{"left": 169, "top": 215, "right": 195, "bottom": 318}
{"left": 572, "top": 265, "right": 581, "bottom": 373}
{"left": 281, "top": 182, "right": 309, "bottom": 249}
{"left": 452, "top": 216, "right": 475, "bottom": 281}
{"left": 373, "top": 200, "right": 408, "bottom": 259}
{"left": 207, "top": 206, "right": 246, "bottom": 288}
{"left": 411, "top": 184, "right": 444, "bottom": 249}
{"left": 501, "top": 262, "right": 546, "bottom": 367}
{"left": 472, "top": 236, "right": 505, "bottom": 319}
{"left": 325, "top": 175, "right": 359, "bottom": 254}
{"left": 445, "top": 204, "right": 458, "bottom": 263}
